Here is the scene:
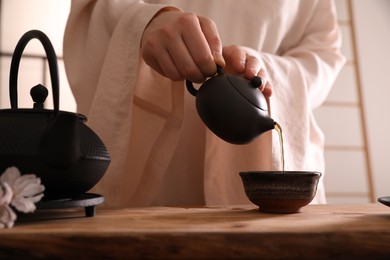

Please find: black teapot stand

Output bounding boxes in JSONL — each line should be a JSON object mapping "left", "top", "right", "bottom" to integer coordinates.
{"left": 36, "top": 193, "right": 105, "bottom": 217}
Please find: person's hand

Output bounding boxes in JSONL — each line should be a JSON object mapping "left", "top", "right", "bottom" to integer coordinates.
{"left": 223, "top": 45, "right": 272, "bottom": 98}
{"left": 141, "top": 8, "right": 225, "bottom": 83}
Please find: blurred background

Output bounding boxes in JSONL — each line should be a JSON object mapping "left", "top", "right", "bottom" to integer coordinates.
{"left": 1, "top": 0, "right": 389, "bottom": 204}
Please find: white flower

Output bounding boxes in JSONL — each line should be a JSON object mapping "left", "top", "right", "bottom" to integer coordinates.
{"left": 0, "top": 167, "right": 45, "bottom": 213}
{"left": 0, "top": 182, "right": 16, "bottom": 228}
{"left": 0, "top": 180, "right": 13, "bottom": 205}
{"left": 0, "top": 167, "right": 45, "bottom": 228}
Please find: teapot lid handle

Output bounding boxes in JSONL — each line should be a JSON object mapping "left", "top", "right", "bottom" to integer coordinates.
{"left": 185, "top": 65, "right": 224, "bottom": 97}
{"left": 9, "top": 30, "right": 59, "bottom": 114}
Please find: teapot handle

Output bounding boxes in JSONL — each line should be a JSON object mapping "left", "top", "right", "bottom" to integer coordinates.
{"left": 9, "top": 30, "right": 59, "bottom": 114}
{"left": 185, "top": 65, "right": 224, "bottom": 96}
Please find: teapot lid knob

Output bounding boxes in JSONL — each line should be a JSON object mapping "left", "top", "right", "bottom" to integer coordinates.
{"left": 250, "top": 76, "right": 263, "bottom": 88}
{"left": 30, "top": 84, "right": 48, "bottom": 109}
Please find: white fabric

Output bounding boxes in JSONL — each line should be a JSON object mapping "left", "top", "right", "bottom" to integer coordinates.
{"left": 63, "top": 0, "right": 345, "bottom": 207}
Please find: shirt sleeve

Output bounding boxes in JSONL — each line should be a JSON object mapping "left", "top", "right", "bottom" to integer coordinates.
{"left": 264, "top": 0, "right": 345, "bottom": 111}
{"left": 63, "top": 0, "right": 167, "bottom": 116}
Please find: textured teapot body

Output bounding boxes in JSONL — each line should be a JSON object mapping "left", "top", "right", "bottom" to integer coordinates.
{"left": 186, "top": 67, "right": 275, "bottom": 144}
{"left": 0, "top": 110, "right": 110, "bottom": 199}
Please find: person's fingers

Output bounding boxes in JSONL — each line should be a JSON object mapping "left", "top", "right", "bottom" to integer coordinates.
{"left": 175, "top": 13, "right": 215, "bottom": 82}
{"left": 257, "top": 68, "right": 272, "bottom": 97}
{"left": 222, "top": 45, "right": 246, "bottom": 74}
{"left": 179, "top": 14, "right": 223, "bottom": 79}
{"left": 243, "top": 55, "right": 261, "bottom": 79}
{"left": 198, "top": 15, "right": 225, "bottom": 69}
{"left": 151, "top": 52, "right": 183, "bottom": 81}
{"left": 222, "top": 45, "right": 272, "bottom": 97}
{"left": 142, "top": 11, "right": 223, "bottom": 82}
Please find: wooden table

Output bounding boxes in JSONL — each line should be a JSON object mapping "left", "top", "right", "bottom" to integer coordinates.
{"left": 1, "top": 204, "right": 390, "bottom": 259}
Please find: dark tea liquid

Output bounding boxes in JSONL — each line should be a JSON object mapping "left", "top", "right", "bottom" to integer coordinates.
{"left": 274, "top": 122, "right": 285, "bottom": 173}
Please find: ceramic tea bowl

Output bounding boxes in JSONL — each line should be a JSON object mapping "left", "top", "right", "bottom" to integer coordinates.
{"left": 239, "top": 171, "right": 321, "bottom": 214}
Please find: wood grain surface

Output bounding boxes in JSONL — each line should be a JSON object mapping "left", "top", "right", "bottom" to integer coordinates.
{"left": 1, "top": 204, "right": 390, "bottom": 259}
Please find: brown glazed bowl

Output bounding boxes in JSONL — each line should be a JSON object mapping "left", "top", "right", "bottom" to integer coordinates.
{"left": 239, "top": 171, "right": 321, "bottom": 214}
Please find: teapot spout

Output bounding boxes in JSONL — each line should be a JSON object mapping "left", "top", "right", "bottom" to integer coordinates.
{"left": 39, "top": 113, "right": 81, "bottom": 168}
{"left": 258, "top": 116, "right": 276, "bottom": 134}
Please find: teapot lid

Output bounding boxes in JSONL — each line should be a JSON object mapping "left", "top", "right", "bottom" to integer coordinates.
{"left": 226, "top": 74, "right": 268, "bottom": 112}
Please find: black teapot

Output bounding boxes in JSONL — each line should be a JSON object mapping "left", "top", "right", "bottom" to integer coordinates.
{"left": 0, "top": 30, "right": 110, "bottom": 199}
{"left": 186, "top": 66, "right": 275, "bottom": 144}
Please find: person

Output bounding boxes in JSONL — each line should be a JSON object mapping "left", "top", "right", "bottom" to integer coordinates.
{"left": 63, "top": 0, "right": 345, "bottom": 207}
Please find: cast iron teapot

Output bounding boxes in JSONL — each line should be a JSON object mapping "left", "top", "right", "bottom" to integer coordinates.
{"left": 0, "top": 30, "right": 111, "bottom": 199}
{"left": 186, "top": 66, "right": 275, "bottom": 144}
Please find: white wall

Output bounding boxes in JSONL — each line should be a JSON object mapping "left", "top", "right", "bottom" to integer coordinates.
{"left": 0, "top": 0, "right": 75, "bottom": 112}
{"left": 353, "top": 0, "right": 390, "bottom": 200}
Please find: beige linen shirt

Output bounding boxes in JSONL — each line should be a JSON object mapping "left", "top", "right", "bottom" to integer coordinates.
{"left": 64, "top": 0, "right": 345, "bottom": 207}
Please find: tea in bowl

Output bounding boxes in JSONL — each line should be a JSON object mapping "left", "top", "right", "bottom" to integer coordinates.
{"left": 239, "top": 171, "right": 321, "bottom": 214}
